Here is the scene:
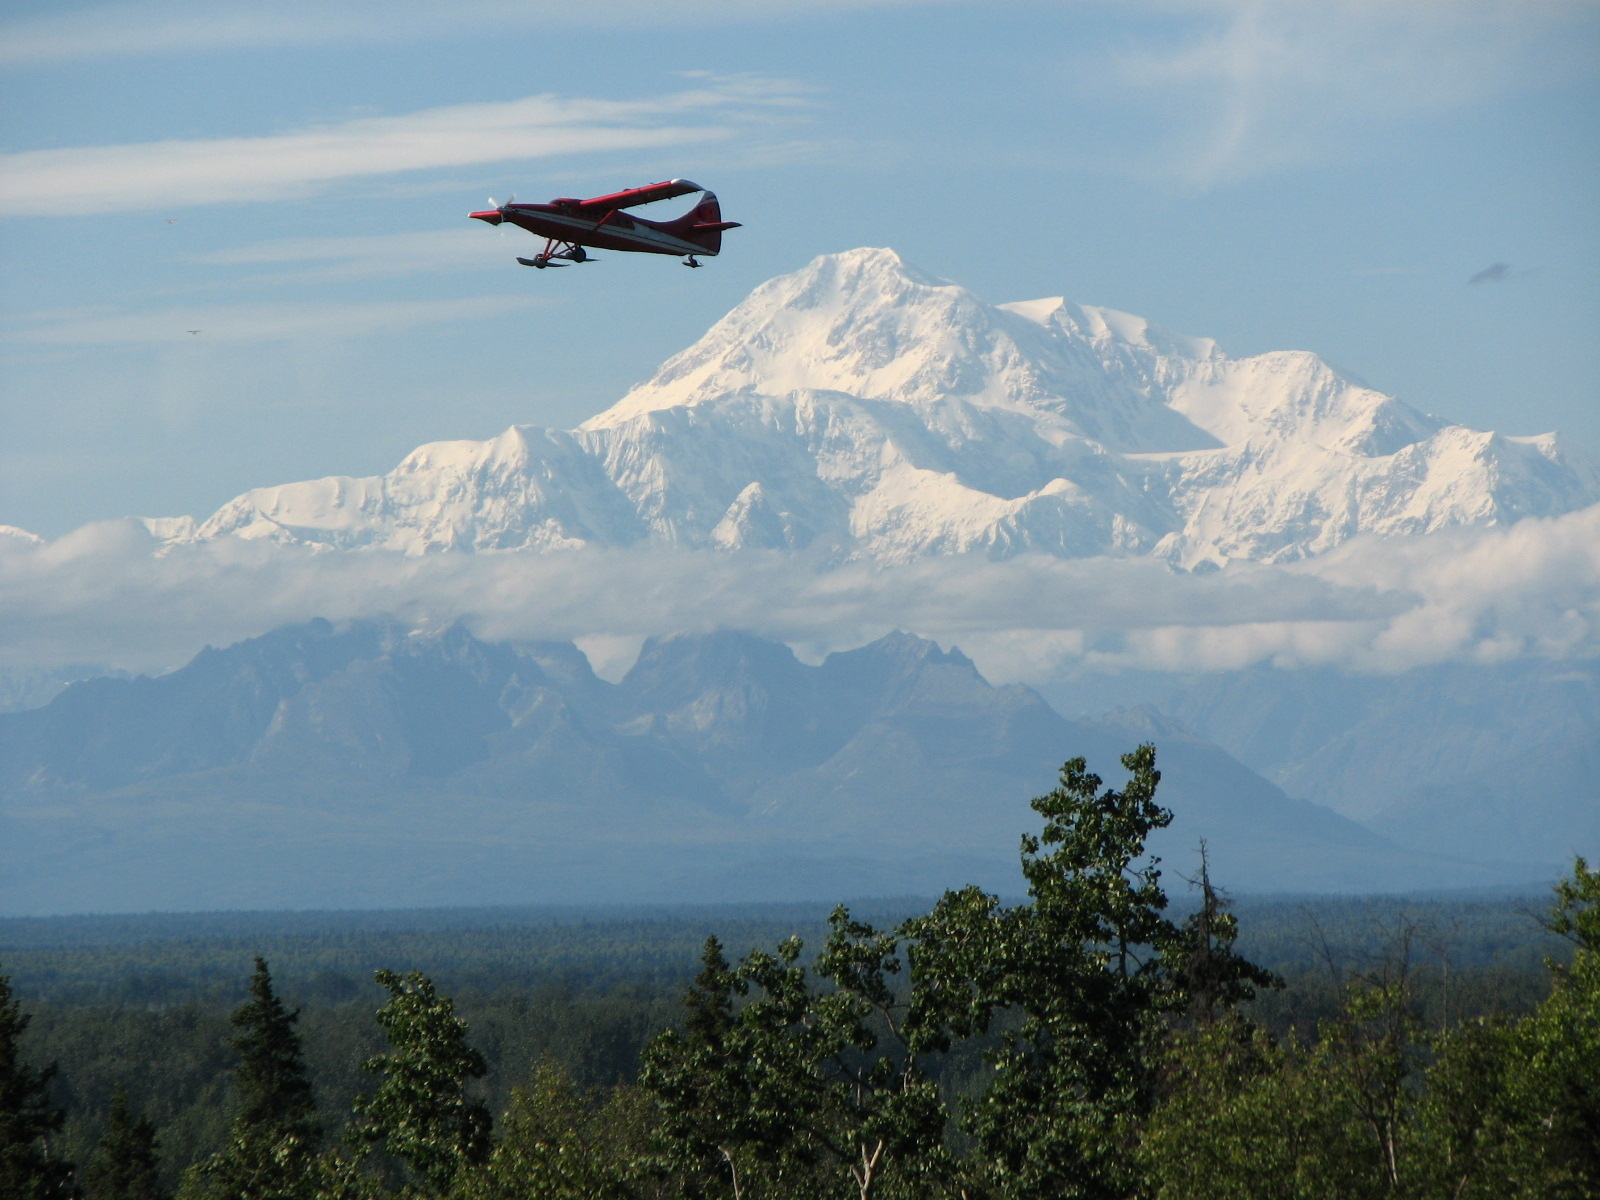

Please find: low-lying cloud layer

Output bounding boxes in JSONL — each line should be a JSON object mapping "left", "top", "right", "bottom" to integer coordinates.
{"left": 4, "top": 505, "right": 1597, "bottom": 684}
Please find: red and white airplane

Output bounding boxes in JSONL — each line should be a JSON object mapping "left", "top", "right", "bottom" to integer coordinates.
{"left": 469, "top": 179, "right": 740, "bottom": 269}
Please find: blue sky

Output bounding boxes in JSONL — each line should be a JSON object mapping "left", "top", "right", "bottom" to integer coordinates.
{"left": 3, "top": 0, "right": 1597, "bottom": 538}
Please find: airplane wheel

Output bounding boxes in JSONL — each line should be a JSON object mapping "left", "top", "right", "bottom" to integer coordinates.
{"left": 570, "top": 247, "right": 586, "bottom": 263}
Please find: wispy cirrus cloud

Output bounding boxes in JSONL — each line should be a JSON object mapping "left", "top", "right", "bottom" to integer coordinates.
{"left": 0, "top": 0, "right": 961, "bottom": 64}
{"left": 0, "top": 78, "right": 807, "bottom": 218}
{"left": 6, "top": 294, "right": 544, "bottom": 345}
{"left": 191, "top": 229, "right": 502, "bottom": 284}
{"left": 1102, "top": 0, "right": 1598, "bottom": 186}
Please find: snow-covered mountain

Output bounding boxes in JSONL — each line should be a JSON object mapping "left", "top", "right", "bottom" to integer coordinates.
{"left": 168, "top": 248, "right": 1600, "bottom": 568}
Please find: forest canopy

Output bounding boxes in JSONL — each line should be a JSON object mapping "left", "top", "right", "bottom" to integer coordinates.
{"left": 5, "top": 745, "right": 1595, "bottom": 1200}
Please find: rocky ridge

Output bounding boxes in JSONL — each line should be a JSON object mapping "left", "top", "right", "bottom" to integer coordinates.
{"left": 0, "top": 619, "right": 1525, "bottom": 913}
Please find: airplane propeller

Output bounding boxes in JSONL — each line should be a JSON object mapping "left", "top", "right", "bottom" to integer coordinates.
{"left": 487, "top": 196, "right": 516, "bottom": 233}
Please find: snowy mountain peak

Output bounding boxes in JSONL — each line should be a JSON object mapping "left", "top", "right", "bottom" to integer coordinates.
{"left": 585, "top": 247, "right": 1012, "bottom": 429}
{"left": 1002, "top": 295, "right": 1220, "bottom": 364}
{"left": 159, "top": 248, "right": 1600, "bottom": 567}
{"left": 587, "top": 248, "right": 1430, "bottom": 463}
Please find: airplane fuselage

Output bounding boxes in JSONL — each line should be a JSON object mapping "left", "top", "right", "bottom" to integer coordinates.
{"left": 470, "top": 180, "right": 739, "bottom": 267}
{"left": 471, "top": 202, "right": 713, "bottom": 258}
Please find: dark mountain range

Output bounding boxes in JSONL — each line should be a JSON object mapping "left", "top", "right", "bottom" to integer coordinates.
{"left": 0, "top": 620, "right": 1544, "bottom": 915}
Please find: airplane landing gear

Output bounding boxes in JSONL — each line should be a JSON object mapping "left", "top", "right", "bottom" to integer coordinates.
{"left": 683, "top": 256, "right": 702, "bottom": 268}
{"left": 518, "top": 239, "right": 592, "bottom": 268}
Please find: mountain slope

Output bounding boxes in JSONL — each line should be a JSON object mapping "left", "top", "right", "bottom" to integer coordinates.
{"left": 1037, "top": 658, "right": 1600, "bottom": 870}
{"left": 0, "top": 620, "right": 1526, "bottom": 914}
{"left": 1163, "top": 661, "right": 1600, "bottom": 866}
{"left": 164, "top": 249, "right": 1599, "bottom": 568}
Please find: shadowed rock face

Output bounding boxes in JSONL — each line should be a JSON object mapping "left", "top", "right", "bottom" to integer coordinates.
{"left": 155, "top": 249, "right": 1598, "bottom": 569}
{"left": 0, "top": 620, "right": 388, "bottom": 788}
{"left": 0, "top": 618, "right": 1546, "bottom": 915}
{"left": 0, "top": 620, "right": 548, "bottom": 786}
{"left": 0, "top": 621, "right": 1033, "bottom": 801}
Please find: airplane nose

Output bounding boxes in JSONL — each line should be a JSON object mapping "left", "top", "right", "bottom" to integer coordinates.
{"left": 469, "top": 210, "right": 503, "bottom": 225}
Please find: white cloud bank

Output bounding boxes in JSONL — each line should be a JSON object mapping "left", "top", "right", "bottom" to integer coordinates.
{"left": 2, "top": 506, "right": 1596, "bottom": 683}
{"left": 0, "top": 78, "right": 806, "bottom": 217}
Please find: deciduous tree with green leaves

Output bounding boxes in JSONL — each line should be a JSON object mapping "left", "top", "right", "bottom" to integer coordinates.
{"left": 640, "top": 933, "right": 837, "bottom": 1198}
{"left": 1145, "top": 859, "right": 1600, "bottom": 1200}
{"left": 810, "top": 907, "right": 955, "bottom": 1200}
{"left": 1526, "top": 856, "right": 1600, "bottom": 1191}
{"left": 1140, "top": 1012, "right": 1392, "bottom": 1200}
{"left": 1414, "top": 857, "right": 1600, "bottom": 1200}
{"left": 351, "top": 969, "right": 491, "bottom": 1196}
{"left": 452, "top": 1062, "right": 662, "bottom": 1200}
{"left": 644, "top": 745, "right": 1281, "bottom": 1199}
{"left": 905, "top": 745, "right": 1190, "bottom": 1200}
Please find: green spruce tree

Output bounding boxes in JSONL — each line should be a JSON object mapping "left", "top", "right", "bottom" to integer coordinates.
{"left": 83, "top": 1086, "right": 165, "bottom": 1200}
{"left": 1171, "top": 843, "right": 1281, "bottom": 1027}
{"left": 0, "top": 963, "right": 75, "bottom": 1200}
{"left": 642, "top": 919, "right": 957, "bottom": 1200}
{"left": 182, "top": 958, "right": 320, "bottom": 1200}
{"left": 638, "top": 937, "right": 756, "bottom": 1196}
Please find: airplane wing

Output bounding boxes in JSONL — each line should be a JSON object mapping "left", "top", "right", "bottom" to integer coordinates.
{"left": 556, "top": 179, "right": 704, "bottom": 213}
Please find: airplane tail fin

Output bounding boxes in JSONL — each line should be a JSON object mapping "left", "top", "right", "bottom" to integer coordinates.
{"left": 666, "top": 191, "right": 741, "bottom": 254}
